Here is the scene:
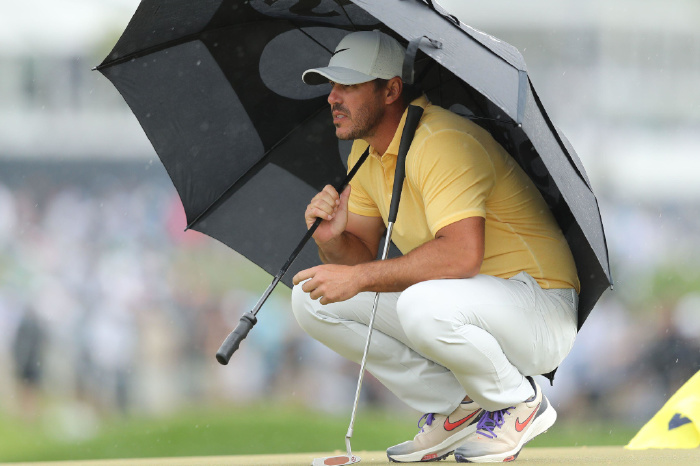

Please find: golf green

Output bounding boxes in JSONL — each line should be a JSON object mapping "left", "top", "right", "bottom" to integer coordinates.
{"left": 2, "top": 447, "right": 698, "bottom": 465}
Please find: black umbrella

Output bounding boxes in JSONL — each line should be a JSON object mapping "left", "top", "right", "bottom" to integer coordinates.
{"left": 97, "top": 0, "right": 612, "bottom": 355}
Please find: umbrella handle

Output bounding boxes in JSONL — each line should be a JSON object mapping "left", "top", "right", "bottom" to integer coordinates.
{"left": 215, "top": 312, "right": 257, "bottom": 365}
{"left": 215, "top": 148, "right": 370, "bottom": 365}
{"left": 216, "top": 106, "right": 423, "bottom": 366}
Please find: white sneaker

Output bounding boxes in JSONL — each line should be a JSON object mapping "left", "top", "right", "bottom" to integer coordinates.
{"left": 453, "top": 378, "right": 556, "bottom": 463}
{"left": 387, "top": 402, "right": 483, "bottom": 462}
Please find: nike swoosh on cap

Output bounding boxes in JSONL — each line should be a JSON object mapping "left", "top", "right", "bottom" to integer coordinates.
{"left": 331, "top": 48, "right": 349, "bottom": 57}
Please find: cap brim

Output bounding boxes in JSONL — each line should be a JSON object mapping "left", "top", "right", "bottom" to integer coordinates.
{"left": 302, "top": 66, "right": 376, "bottom": 85}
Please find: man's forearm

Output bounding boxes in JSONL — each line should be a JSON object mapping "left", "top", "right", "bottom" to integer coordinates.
{"left": 353, "top": 234, "right": 480, "bottom": 293}
{"left": 317, "top": 231, "right": 376, "bottom": 265}
{"left": 348, "top": 216, "right": 485, "bottom": 295}
{"left": 295, "top": 218, "right": 483, "bottom": 305}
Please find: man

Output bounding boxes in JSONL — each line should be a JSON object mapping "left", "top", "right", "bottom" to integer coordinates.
{"left": 291, "top": 30, "right": 580, "bottom": 463}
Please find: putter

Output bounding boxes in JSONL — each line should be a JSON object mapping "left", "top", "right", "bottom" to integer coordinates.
{"left": 312, "top": 105, "right": 424, "bottom": 466}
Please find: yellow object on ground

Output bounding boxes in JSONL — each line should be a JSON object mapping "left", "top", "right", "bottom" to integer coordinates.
{"left": 626, "top": 370, "right": 700, "bottom": 450}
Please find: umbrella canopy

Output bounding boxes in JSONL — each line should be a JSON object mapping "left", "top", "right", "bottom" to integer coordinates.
{"left": 98, "top": 0, "right": 612, "bottom": 329}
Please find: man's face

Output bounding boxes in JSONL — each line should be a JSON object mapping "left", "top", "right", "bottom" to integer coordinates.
{"left": 328, "top": 80, "right": 385, "bottom": 141}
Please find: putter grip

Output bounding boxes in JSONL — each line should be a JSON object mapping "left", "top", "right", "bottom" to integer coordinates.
{"left": 216, "top": 311, "right": 257, "bottom": 365}
{"left": 388, "top": 105, "right": 424, "bottom": 222}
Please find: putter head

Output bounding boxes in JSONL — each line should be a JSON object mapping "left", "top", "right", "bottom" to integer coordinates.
{"left": 311, "top": 454, "right": 361, "bottom": 466}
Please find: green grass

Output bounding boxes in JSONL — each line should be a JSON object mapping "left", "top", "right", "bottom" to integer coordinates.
{"left": 0, "top": 403, "right": 639, "bottom": 463}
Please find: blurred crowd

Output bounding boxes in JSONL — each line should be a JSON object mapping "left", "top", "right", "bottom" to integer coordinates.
{"left": 1, "top": 161, "right": 699, "bottom": 439}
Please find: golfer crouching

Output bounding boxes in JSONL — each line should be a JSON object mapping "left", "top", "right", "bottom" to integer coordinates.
{"left": 291, "top": 30, "right": 579, "bottom": 463}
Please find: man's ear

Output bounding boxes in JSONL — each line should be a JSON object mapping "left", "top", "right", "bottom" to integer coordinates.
{"left": 384, "top": 77, "right": 403, "bottom": 105}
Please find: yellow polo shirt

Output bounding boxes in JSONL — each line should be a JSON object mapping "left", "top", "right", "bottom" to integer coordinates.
{"left": 347, "top": 96, "right": 580, "bottom": 292}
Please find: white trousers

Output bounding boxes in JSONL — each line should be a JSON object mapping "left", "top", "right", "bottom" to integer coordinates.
{"left": 291, "top": 272, "right": 578, "bottom": 414}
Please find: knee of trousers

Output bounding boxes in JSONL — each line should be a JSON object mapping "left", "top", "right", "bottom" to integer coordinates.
{"left": 396, "top": 282, "right": 451, "bottom": 353}
{"left": 291, "top": 283, "right": 321, "bottom": 335}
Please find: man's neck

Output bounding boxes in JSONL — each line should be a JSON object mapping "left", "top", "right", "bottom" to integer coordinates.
{"left": 363, "top": 103, "right": 407, "bottom": 156}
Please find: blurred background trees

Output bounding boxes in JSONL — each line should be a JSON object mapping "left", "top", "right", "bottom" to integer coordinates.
{"left": 0, "top": 0, "right": 699, "bottom": 457}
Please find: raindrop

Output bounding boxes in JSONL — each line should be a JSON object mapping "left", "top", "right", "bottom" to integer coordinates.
{"left": 676, "top": 358, "right": 679, "bottom": 363}
{"left": 196, "top": 60, "right": 202, "bottom": 66}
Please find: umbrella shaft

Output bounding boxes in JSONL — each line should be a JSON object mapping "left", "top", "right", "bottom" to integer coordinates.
{"left": 251, "top": 148, "right": 373, "bottom": 317}
{"left": 252, "top": 274, "right": 283, "bottom": 317}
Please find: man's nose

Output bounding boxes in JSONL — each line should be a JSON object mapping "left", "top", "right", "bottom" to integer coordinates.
{"left": 328, "top": 84, "right": 341, "bottom": 105}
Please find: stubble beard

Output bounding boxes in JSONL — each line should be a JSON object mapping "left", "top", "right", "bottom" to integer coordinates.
{"left": 334, "top": 99, "right": 385, "bottom": 141}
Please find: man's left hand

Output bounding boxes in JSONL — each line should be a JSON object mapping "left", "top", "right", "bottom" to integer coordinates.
{"left": 293, "top": 264, "right": 363, "bottom": 304}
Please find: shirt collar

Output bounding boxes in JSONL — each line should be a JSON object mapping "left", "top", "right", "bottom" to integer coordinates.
{"left": 369, "top": 94, "right": 430, "bottom": 159}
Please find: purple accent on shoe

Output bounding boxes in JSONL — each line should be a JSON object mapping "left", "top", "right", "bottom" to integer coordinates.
{"left": 474, "top": 407, "right": 514, "bottom": 439}
{"left": 418, "top": 413, "right": 435, "bottom": 432}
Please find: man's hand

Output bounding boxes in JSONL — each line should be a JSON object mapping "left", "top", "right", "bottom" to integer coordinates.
{"left": 305, "top": 185, "right": 352, "bottom": 245}
{"left": 293, "top": 264, "right": 363, "bottom": 304}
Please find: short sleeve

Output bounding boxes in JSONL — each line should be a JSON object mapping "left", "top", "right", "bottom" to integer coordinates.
{"left": 410, "top": 130, "right": 495, "bottom": 236}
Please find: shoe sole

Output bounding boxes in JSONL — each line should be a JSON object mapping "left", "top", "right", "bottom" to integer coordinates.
{"left": 388, "top": 450, "right": 452, "bottom": 463}
{"left": 387, "top": 424, "right": 479, "bottom": 463}
{"left": 454, "top": 403, "right": 557, "bottom": 463}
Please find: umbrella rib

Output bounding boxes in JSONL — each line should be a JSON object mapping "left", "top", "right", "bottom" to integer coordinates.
{"left": 185, "top": 103, "right": 330, "bottom": 231}
{"left": 94, "top": 33, "right": 201, "bottom": 71}
{"left": 528, "top": 78, "right": 592, "bottom": 192}
{"left": 337, "top": 2, "right": 359, "bottom": 31}
{"left": 293, "top": 22, "right": 335, "bottom": 55}
{"left": 96, "top": 19, "right": 307, "bottom": 71}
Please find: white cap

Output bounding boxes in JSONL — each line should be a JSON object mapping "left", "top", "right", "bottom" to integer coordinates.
{"left": 303, "top": 30, "right": 406, "bottom": 85}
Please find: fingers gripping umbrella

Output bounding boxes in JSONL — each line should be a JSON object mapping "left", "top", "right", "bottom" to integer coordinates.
{"left": 98, "top": 0, "right": 612, "bottom": 368}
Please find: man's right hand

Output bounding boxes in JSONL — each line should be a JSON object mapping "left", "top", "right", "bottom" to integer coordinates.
{"left": 305, "top": 184, "right": 351, "bottom": 245}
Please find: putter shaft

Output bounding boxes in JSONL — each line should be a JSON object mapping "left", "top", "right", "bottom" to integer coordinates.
{"left": 344, "top": 222, "right": 395, "bottom": 455}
